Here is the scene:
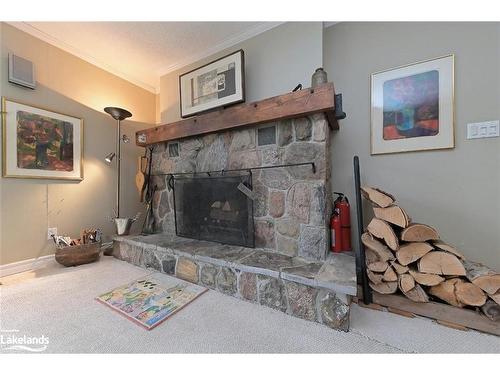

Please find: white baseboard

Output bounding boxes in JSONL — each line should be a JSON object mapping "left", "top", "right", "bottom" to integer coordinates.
{"left": 0, "top": 254, "right": 55, "bottom": 278}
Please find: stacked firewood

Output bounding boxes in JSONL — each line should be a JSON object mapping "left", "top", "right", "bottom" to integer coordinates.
{"left": 361, "top": 186, "right": 500, "bottom": 321}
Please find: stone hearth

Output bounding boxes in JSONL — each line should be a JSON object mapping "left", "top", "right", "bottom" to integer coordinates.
{"left": 113, "top": 233, "right": 356, "bottom": 331}
{"left": 149, "top": 113, "right": 331, "bottom": 261}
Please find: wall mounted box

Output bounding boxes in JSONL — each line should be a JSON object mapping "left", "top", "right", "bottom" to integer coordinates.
{"left": 8, "top": 54, "right": 36, "bottom": 89}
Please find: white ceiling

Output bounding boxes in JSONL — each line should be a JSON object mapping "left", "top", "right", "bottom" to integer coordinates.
{"left": 9, "top": 22, "right": 283, "bottom": 93}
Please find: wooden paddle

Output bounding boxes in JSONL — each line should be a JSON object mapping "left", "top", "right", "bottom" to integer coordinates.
{"left": 135, "top": 156, "right": 145, "bottom": 199}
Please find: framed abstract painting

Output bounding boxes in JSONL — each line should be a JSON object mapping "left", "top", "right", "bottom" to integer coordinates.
{"left": 2, "top": 98, "right": 83, "bottom": 180}
{"left": 370, "top": 55, "right": 454, "bottom": 155}
{"left": 179, "top": 49, "right": 245, "bottom": 118}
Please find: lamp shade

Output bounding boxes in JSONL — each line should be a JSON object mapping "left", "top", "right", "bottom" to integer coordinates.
{"left": 104, "top": 152, "right": 116, "bottom": 163}
{"left": 104, "top": 107, "right": 132, "bottom": 121}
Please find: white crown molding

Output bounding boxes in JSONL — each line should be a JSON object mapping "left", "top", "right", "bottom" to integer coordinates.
{"left": 0, "top": 254, "right": 55, "bottom": 278}
{"left": 156, "top": 22, "right": 284, "bottom": 77}
{"left": 7, "top": 21, "right": 285, "bottom": 94}
{"left": 323, "top": 22, "right": 339, "bottom": 28}
{"left": 7, "top": 21, "right": 159, "bottom": 94}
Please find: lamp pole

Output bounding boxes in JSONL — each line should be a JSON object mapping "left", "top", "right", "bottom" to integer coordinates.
{"left": 104, "top": 107, "right": 132, "bottom": 218}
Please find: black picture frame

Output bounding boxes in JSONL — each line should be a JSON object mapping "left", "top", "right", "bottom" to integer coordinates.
{"left": 179, "top": 49, "right": 245, "bottom": 118}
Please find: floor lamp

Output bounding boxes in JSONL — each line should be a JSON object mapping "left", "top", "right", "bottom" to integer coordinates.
{"left": 104, "top": 107, "right": 133, "bottom": 234}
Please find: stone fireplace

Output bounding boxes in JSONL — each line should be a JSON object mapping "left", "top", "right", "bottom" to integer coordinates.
{"left": 113, "top": 85, "right": 356, "bottom": 331}
{"left": 150, "top": 113, "right": 331, "bottom": 261}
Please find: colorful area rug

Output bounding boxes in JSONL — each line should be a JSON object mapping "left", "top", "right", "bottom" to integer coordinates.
{"left": 96, "top": 274, "right": 207, "bottom": 330}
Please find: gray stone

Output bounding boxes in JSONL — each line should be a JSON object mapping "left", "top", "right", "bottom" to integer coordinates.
{"left": 158, "top": 191, "right": 170, "bottom": 218}
{"left": 161, "top": 255, "right": 176, "bottom": 275}
{"left": 318, "top": 291, "right": 350, "bottom": 331}
{"left": 116, "top": 242, "right": 143, "bottom": 266}
{"left": 299, "top": 226, "right": 327, "bottom": 260}
{"left": 180, "top": 138, "right": 203, "bottom": 159}
{"left": 142, "top": 249, "right": 161, "bottom": 271}
{"left": 276, "top": 217, "right": 300, "bottom": 239}
{"left": 284, "top": 142, "right": 325, "bottom": 180}
{"left": 217, "top": 267, "right": 237, "bottom": 296}
{"left": 260, "top": 168, "right": 292, "bottom": 190}
{"left": 260, "top": 146, "right": 282, "bottom": 166}
{"left": 309, "top": 184, "right": 326, "bottom": 226}
{"left": 174, "top": 159, "right": 196, "bottom": 173}
{"left": 294, "top": 117, "right": 312, "bottom": 141}
{"left": 258, "top": 276, "right": 287, "bottom": 312}
{"left": 161, "top": 213, "right": 176, "bottom": 234}
{"left": 227, "top": 149, "right": 260, "bottom": 170}
{"left": 269, "top": 190, "right": 285, "bottom": 218}
{"left": 278, "top": 120, "right": 293, "bottom": 146}
{"left": 286, "top": 281, "right": 318, "bottom": 321}
{"left": 196, "top": 135, "right": 228, "bottom": 172}
{"left": 200, "top": 263, "right": 220, "bottom": 288}
{"left": 239, "top": 272, "right": 257, "bottom": 301}
{"left": 254, "top": 220, "right": 275, "bottom": 249}
{"left": 313, "top": 116, "right": 328, "bottom": 141}
{"left": 195, "top": 244, "right": 254, "bottom": 264}
{"left": 287, "top": 183, "right": 311, "bottom": 223}
{"left": 253, "top": 184, "right": 269, "bottom": 217}
{"left": 276, "top": 235, "right": 298, "bottom": 257}
{"left": 315, "top": 253, "right": 357, "bottom": 296}
{"left": 281, "top": 262, "right": 323, "bottom": 280}
{"left": 240, "top": 250, "right": 301, "bottom": 273}
{"left": 151, "top": 175, "right": 167, "bottom": 191}
{"left": 230, "top": 129, "right": 255, "bottom": 151}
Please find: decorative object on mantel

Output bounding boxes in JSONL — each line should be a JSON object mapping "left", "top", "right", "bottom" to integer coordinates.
{"left": 359, "top": 182, "right": 500, "bottom": 330}
{"left": 311, "top": 67, "right": 328, "bottom": 87}
{"left": 179, "top": 49, "right": 245, "bottom": 118}
{"left": 2, "top": 97, "right": 83, "bottom": 180}
{"left": 53, "top": 228, "right": 102, "bottom": 267}
{"left": 136, "top": 83, "right": 338, "bottom": 146}
{"left": 371, "top": 54, "right": 454, "bottom": 155}
{"left": 103, "top": 106, "right": 140, "bottom": 236}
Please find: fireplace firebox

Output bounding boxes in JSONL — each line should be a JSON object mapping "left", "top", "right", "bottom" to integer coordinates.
{"left": 171, "top": 172, "right": 255, "bottom": 247}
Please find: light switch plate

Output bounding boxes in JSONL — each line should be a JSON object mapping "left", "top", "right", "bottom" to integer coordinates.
{"left": 467, "top": 120, "right": 499, "bottom": 139}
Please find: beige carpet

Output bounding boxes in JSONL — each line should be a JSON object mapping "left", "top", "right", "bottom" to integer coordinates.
{"left": 0, "top": 256, "right": 498, "bottom": 353}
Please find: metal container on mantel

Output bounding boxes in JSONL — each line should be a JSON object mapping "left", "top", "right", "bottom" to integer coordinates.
{"left": 311, "top": 67, "right": 328, "bottom": 87}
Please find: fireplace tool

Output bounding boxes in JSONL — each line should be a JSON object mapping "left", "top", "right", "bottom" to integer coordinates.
{"left": 141, "top": 147, "right": 157, "bottom": 235}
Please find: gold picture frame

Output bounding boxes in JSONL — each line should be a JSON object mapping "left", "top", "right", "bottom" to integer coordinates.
{"left": 2, "top": 97, "right": 84, "bottom": 180}
{"left": 370, "top": 54, "right": 455, "bottom": 155}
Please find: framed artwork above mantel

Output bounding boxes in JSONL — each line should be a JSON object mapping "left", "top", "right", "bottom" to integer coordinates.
{"left": 2, "top": 97, "right": 84, "bottom": 180}
{"left": 179, "top": 49, "right": 245, "bottom": 118}
{"left": 370, "top": 54, "right": 455, "bottom": 155}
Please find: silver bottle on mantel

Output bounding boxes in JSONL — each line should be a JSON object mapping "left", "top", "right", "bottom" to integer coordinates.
{"left": 311, "top": 67, "right": 328, "bottom": 87}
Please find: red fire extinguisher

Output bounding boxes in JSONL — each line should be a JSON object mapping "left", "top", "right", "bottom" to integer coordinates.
{"left": 330, "top": 192, "right": 352, "bottom": 252}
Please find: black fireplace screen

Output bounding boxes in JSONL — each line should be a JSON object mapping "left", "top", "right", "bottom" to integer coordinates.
{"left": 171, "top": 171, "right": 255, "bottom": 247}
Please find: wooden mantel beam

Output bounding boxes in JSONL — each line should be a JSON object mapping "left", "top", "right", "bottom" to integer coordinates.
{"left": 136, "top": 82, "right": 338, "bottom": 146}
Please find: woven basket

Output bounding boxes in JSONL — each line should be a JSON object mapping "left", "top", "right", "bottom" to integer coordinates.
{"left": 55, "top": 242, "right": 101, "bottom": 267}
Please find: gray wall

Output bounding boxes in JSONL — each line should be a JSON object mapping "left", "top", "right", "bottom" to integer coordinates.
{"left": 159, "top": 22, "right": 323, "bottom": 123}
{"left": 324, "top": 22, "right": 500, "bottom": 270}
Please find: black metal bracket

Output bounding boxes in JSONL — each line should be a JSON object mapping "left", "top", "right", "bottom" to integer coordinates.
{"left": 334, "top": 94, "right": 347, "bottom": 120}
